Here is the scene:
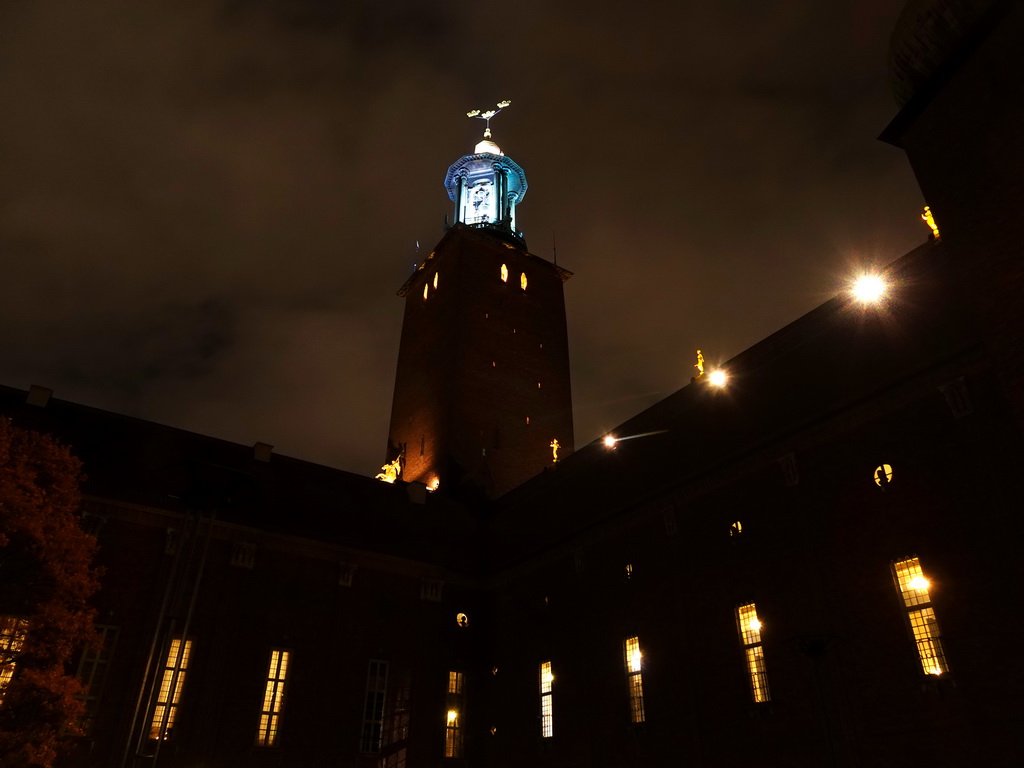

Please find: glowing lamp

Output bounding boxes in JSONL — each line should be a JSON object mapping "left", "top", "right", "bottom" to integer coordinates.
{"left": 851, "top": 274, "right": 887, "bottom": 303}
{"left": 427, "top": 476, "right": 440, "bottom": 492}
{"left": 447, "top": 709, "right": 458, "bottom": 724}
{"left": 908, "top": 575, "right": 930, "bottom": 592}
{"left": 603, "top": 435, "right": 617, "bottom": 448}
{"left": 749, "top": 617, "right": 762, "bottom": 632}
{"left": 708, "top": 370, "right": 728, "bottom": 387}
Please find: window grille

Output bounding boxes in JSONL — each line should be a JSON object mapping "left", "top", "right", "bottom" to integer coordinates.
{"left": 76, "top": 625, "right": 119, "bottom": 732}
{"left": 540, "top": 661, "right": 554, "bottom": 737}
{"left": 893, "top": 557, "right": 949, "bottom": 676}
{"left": 623, "top": 636, "right": 645, "bottom": 723}
{"left": 445, "top": 670, "right": 464, "bottom": 757}
{"left": 150, "top": 638, "right": 191, "bottom": 740}
{"left": 256, "top": 649, "right": 290, "bottom": 747}
{"left": 0, "top": 617, "right": 29, "bottom": 703}
{"left": 360, "top": 659, "right": 388, "bottom": 753}
{"left": 736, "top": 603, "right": 770, "bottom": 703}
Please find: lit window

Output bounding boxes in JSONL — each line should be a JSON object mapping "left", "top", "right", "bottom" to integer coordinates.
{"left": 76, "top": 624, "right": 119, "bottom": 733}
{"left": 500, "top": 264, "right": 508, "bottom": 282}
{"left": 729, "top": 520, "right": 743, "bottom": 537}
{"left": 423, "top": 284, "right": 429, "bottom": 300}
{"left": 445, "top": 670, "right": 464, "bottom": 756}
{"left": 433, "top": 273, "right": 439, "bottom": 289}
{"left": 893, "top": 557, "right": 949, "bottom": 676}
{"left": 623, "top": 636, "right": 645, "bottom": 723}
{"left": 874, "top": 463, "right": 893, "bottom": 486}
{"left": 625, "top": 563, "right": 633, "bottom": 579}
{"left": 150, "top": 638, "right": 192, "bottom": 740}
{"left": 456, "top": 613, "right": 469, "bottom": 628}
{"left": 0, "top": 616, "right": 28, "bottom": 703}
{"left": 520, "top": 272, "right": 527, "bottom": 290}
{"left": 444, "top": 708, "right": 462, "bottom": 757}
{"left": 736, "top": 603, "right": 770, "bottom": 703}
{"left": 448, "top": 670, "right": 463, "bottom": 694}
{"left": 257, "top": 649, "right": 290, "bottom": 747}
{"left": 360, "top": 659, "right": 389, "bottom": 753}
{"left": 539, "top": 661, "right": 554, "bottom": 738}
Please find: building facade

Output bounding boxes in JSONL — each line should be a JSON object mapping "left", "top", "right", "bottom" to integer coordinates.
{"left": 1, "top": 2, "right": 1023, "bottom": 766}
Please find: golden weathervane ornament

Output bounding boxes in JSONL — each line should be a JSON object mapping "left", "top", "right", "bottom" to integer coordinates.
{"left": 695, "top": 349, "right": 705, "bottom": 377}
{"left": 921, "top": 205, "right": 940, "bottom": 239}
{"left": 467, "top": 100, "right": 511, "bottom": 139}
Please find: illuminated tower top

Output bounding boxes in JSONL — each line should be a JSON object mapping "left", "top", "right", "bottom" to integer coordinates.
{"left": 444, "top": 101, "right": 528, "bottom": 244}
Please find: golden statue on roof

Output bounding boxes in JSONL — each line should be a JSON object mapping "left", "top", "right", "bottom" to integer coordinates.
{"left": 695, "top": 349, "right": 705, "bottom": 377}
{"left": 921, "top": 205, "right": 940, "bottom": 238}
{"left": 550, "top": 438, "right": 560, "bottom": 463}
{"left": 375, "top": 456, "right": 402, "bottom": 483}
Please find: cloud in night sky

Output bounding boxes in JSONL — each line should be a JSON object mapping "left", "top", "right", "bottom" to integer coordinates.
{"left": 0, "top": 0, "right": 925, "bottom": 474}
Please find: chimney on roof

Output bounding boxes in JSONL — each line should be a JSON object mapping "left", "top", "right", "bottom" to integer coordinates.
{"left": 26, "top": 385, "right": 52, "bottom": 407}
{"left": 406, "top": 481, "right": 427, "bottom": 505}
{"left": 253, "top": 442, "right": 274, "bottom": 462}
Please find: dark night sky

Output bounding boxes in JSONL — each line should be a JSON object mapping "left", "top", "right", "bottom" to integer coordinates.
{"left": 0, "top": 0, "right": 926, "bottom": 475}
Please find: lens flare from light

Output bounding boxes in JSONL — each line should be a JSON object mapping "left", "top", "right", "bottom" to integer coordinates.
{"left": 908, "top": 575, "right": 930, "bottom": 592}
{"left": 708, "top": 370, "right": 728, "bottom": 387}
{"left": 852, "top": 274, "right": 888, "bottom": 303}
{"left": 603, "top": 435, "right": 617, "bottom": 448}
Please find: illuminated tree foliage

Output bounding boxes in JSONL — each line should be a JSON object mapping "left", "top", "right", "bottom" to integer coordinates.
{"left": 0, "top": 418, "right": 99, "bottom": 768}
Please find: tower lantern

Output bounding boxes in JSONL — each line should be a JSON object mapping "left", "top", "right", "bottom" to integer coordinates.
{"left": 444, "top": 101, "right": 528, "bottom": 241}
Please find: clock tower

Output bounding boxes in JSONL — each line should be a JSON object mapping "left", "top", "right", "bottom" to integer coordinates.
{"left": 384, "top": 106, "right": 574, "bottom": 499}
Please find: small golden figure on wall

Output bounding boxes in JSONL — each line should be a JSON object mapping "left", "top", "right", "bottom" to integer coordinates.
{"left": 375, "top": 456, "right": 402, "bottom": 483}
{"left": 695, "top": 350, "right": 705, "bottom": 377}
{"left": 921, "top": 205, "right": 940, "bottom": 239}
{"left": 550, "top": 438, "right": 560, "bottom": 463}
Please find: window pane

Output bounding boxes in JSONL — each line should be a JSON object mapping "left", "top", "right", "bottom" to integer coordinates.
{"left": 257, "top": 649, "right": 290, "bottom": 747}
{"left": 540, "top": 661, "right": 553, "bottom": 737}
{"left": 150, "top": 638, "right": 191, "bottom": 740}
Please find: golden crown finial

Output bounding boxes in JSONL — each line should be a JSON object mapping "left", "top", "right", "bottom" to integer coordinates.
{"left": 467, "top": 100, "right": 511, "bottom": 139}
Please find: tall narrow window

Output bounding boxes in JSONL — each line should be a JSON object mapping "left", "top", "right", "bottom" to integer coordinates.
{"left": 539, "top": 661, "right": 554, "bottom": 737}
{"left": 445, "top": 670, "right": 464, "bottom": 757}
{"left": 520, "top": 272, "right": 528, "bottom": 290}
{"left": 623, "top": 636, "right": 645, "bottom": 723}
{"left": 150, "top": 638, "right": 191, "bottom": 740}
{"left": 76, "top": 624, "right": 119, "bottom": 733}
{"left": 736, "top": 603, "right": 770, "bottom": 703}
{"left": 893, "top": 557, "right": 949, "bottom": 676}
{"left": 361, "top": 659, "right": 389, "bottom": 753}
{"left": 256, "top": 649, "right": 290, "bottom": 747}
{"left": 381, "top": 673, "right": 411, "bottom": 768}
{"left": 0, "top": 617, "right": 29, "bottom": 703}
{"left": 500, "top": 264, "right": 508, "bottom": 282}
